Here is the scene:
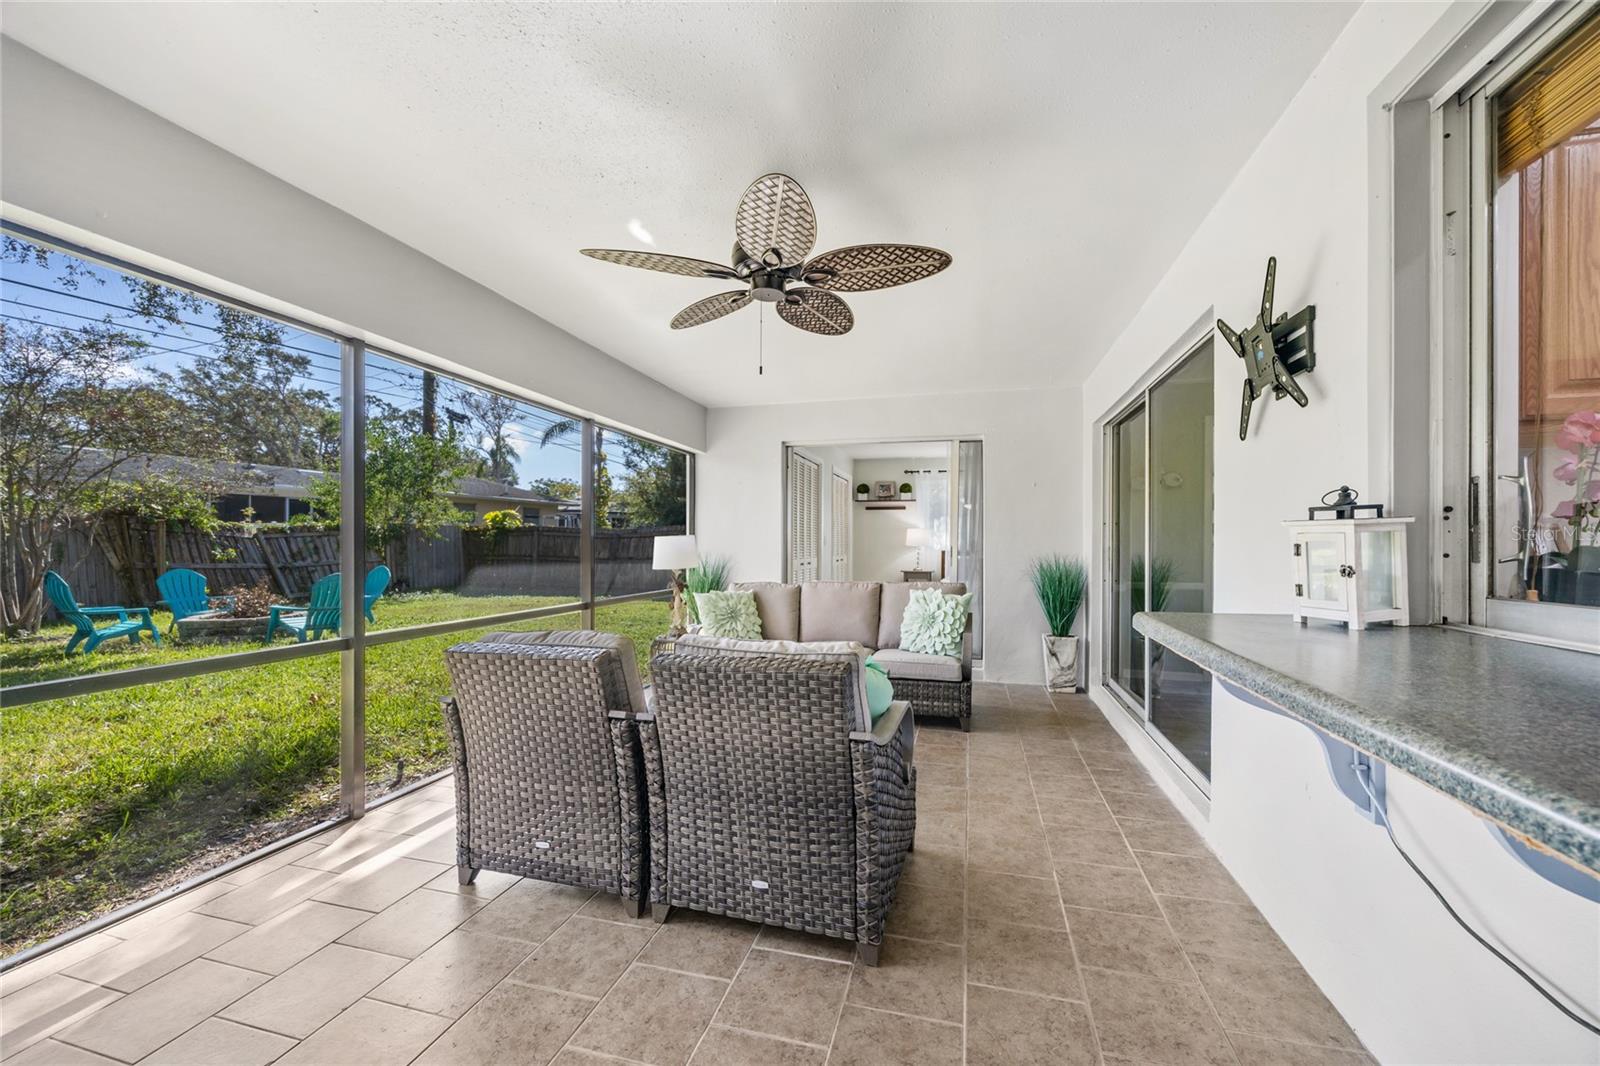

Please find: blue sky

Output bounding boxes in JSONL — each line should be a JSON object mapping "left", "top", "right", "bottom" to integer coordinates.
{"left": 1, "top": 238, "right": 597, "bottom": 488}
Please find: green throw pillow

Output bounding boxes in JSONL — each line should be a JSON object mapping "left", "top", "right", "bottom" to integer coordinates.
{"left": 864, "top": 657, "right": 895, "bottom": 722}
{"left": 900, "top": 587, "right": 972, "bottom": 658}
{"left": 694, "top": 590, "right": 762, "bottom": 640}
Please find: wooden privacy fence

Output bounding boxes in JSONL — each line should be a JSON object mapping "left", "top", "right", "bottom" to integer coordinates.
{"left": 47, "top": 520, "right": 680, "bottom": 612}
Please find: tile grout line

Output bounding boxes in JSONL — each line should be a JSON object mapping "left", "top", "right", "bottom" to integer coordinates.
{"left": 845, "top": 1000, "right": 965, "bottom": 1030}
{"left": 1038, "top": 690, "right": 1109, "bottom": 1066}
{"left": 964, "top": 978, "right": 1088, "bottom": 1006}
{"left": 1069, "top": 694, "right": 1244, "bottom": 1066}
{"left": 715, "top": 1019, "right": 832, "bottom": 1051}
{"left": 960, "top": 723, "right": 972, "bottom": 1066}
{"left": 680, "top": 912, "right": 762, "bottom": 1065}
{"left": 49, "top": 953, "right": 279, "bottom": 1065}
{"left": 427, "top": 888, "right": 655, "bottom": 1065}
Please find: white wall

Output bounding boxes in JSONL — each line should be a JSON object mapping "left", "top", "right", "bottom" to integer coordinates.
{"left": 0, "top": 39, "right": 704, "bottom": 452}
{"left": 701, "top": 387, "right": 1079, "bottom": 682}
{"left": 1078, "top": 2, "right": 1599, "bottom": 1062}
{"left": 851, "top": 458, "right": 928, "bottom": 583}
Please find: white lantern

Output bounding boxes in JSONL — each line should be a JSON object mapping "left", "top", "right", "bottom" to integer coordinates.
{"left": 1283, "top": 517, "right": 1414, "bottom": 629}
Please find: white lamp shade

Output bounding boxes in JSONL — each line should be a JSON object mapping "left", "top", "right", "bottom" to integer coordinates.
{"left": 652, "top": 534, "right": 701, "bottom": 571}
{"left": 905, "top": 527, "right": 930, "bottom": 548}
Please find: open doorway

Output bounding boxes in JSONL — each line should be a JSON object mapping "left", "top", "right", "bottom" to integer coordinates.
{"left": 783, "top": 439, "right": 984, "bottom": 657}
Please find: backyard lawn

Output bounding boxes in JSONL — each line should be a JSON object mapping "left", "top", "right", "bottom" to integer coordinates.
{"left": 0, "top": 592, "right": 670, "bottom": 953}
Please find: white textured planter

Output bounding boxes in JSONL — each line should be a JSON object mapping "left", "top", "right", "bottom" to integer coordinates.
{"left": 1041, "top": 634, "right": 1080, "bottom": 692}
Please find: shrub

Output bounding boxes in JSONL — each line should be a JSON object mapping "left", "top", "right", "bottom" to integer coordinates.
{"left": 221, "top": 580, "right": 282, "bottom": 618}
{"left": 480, "top": 508, "right": 523, "bottom": 532}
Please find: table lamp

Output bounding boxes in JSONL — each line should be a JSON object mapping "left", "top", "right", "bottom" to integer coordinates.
{"left": 652, "top": 534, "right": 701, "bottom": 635}
{"left": 905, "top": 527, "right": 930, "bottom": 570}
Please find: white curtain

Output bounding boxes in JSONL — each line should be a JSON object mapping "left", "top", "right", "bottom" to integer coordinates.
{"left": 914, "top": 470, "right": 950, "bottom": 565}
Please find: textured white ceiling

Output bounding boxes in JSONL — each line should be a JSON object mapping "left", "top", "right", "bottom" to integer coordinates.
{"left": 2, "top": 2, "right": 1355, "bottom": 409}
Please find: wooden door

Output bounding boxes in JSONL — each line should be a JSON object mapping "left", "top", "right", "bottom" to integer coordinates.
{"left": 1519, "top": 119, "right": 1600, "bottom": 421}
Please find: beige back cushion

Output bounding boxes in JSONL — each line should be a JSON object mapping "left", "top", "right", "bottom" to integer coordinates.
{"left": 671, "top": 634, "right": 871, "bottom": 731}
{"left": 799, "top": 581, "right": 883, "bottom": 648}
{"left": 732, "top": 581, "right": 801, "bottom": 642}
{"left": 877, "top": 581, "right": 967, "bottom": 650}
{"left": 480, "top": 630, "right": 646, "bottom": 715}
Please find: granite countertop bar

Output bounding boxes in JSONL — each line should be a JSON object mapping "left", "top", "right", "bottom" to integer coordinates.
{"left": 1133, "top": 612, "right": 1600, "bottom": 875}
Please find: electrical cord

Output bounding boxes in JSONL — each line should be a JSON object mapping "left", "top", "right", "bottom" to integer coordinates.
{"left": 1352, "top": 764, "right": 1600, "bottom": 1037}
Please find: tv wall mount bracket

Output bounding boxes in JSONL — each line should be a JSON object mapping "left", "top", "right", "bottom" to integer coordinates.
{"left": 1218, "top": 256, "right": 1316, "bottom": 440}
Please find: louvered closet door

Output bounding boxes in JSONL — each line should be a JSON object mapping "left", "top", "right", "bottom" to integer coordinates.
{"left": 831, "top": 472, "right": 851, "bottom": 579}
{"left": 787, "top": 451, "right": 821, "bottom": 582}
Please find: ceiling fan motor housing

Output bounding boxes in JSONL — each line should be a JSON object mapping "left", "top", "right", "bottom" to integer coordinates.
{"left": 750, "top": 268, "right": 791, "bottom": 302}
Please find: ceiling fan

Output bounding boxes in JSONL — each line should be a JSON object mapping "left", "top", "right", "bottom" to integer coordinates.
{"left": 580, "top": 173, "right": 952, "bottom": 336}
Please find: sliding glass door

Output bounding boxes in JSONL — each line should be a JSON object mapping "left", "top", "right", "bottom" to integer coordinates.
{"left": 1108, "top": 406, "right": 1148, "bottom": 703}
{"left": 1104, "top": 339, "right": 1214, "bottom": 785}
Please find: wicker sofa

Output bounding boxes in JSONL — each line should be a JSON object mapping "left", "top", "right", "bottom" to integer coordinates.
{"left": 441, "top": 631, "right": 650, "bottom": 916}
{"left": 732, "top": 580, "right": 973, "bottom": 731}
{"left": 642, "top": 647, "right": 916, "bottom": 965}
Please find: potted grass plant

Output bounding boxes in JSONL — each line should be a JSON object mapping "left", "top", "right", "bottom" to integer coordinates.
{"left": 1029, "top": 555, "right": 1087, "bottom": 691}
{"left": 684, "top": 555, "right": 733, "bottom": 624}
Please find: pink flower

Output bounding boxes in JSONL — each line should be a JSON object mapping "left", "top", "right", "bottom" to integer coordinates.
{"left": 1556, "top": 410, "right": 1600, "bottom": 452}
{"left": 1586, "top": 481, "right": 1600, "bottom": 503}
{"left": 1553, "top": 500, "right": 1577, "bottom": 518}
{"left": 1554, "top": 457, "right": 1579, "bottom": 484}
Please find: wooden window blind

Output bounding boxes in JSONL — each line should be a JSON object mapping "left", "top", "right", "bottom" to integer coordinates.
{"left": 1497, "top": 13, "right": 1600, "bottom": 178}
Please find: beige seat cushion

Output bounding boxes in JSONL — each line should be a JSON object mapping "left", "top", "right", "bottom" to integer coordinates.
{"left": 871, "top": 647, "right": 964, "bottom": 683}
{"left": 799, "top": 581, "right": 882, "bottom": 648}
{"left": 877, "top": 580, "right": 967, "bottom": 650}
{"left": 669, "top": 633, "right": 872, "bottom": 731}
{"left": 733, "top": 581, "right": 801, "bottom": 642}
{"left": 479, "top": 630, "right": 646, "bottom": 715}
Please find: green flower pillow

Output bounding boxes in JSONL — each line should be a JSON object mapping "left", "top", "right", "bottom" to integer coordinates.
{"left": 900, "top": 587, "right": 972, "bottom": 657}
{"left": 694, "top": 590, "right": 763, "bottom": 640}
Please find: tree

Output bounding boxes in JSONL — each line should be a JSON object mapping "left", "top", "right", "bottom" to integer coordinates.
{"left": 540, "top": 419, "right": 612, "bottom": 528}
{"left": 451, "top": 387, "right": 521, "bottom": 484}
{"left": 0, "top": 320, "right": 214, "bottom": 633}
{"left": 119, "top": 274, "right": 337, "bottom": 470}
{"left": 613, "top": 436, "right": 687, "bottom": 528}
{"left": 527, "top": 477, "right": 580, "bottom": 501}
{"left": 308, "top": 412, "right": 476, "bottom": 552}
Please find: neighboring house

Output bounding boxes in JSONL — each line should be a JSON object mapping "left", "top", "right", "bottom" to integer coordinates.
{"left": 96, "top": 452, "right": 570, "bottom": 526}
{"left": 449, "top": 476, "right": 569, "bottom": 526}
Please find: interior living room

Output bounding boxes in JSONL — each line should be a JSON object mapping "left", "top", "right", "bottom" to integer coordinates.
{"left": 0, "top": 3, "right": 1596, "bottom": 1065}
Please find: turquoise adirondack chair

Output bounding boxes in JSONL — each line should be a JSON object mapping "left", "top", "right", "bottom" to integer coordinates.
{"left": 44, "top": 570, "right": 160, "bottom": 655}
{"left": 265, "top": 573, "right": 342, "bottom": 643}
{"left": 363, "top": 565, "right": 391, "bottom": 625}
{"left": 155, "top": 568, "right": 235, "bottom": 633}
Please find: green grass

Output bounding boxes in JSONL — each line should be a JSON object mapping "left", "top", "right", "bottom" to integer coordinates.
{"left": 0, "top": 592, "right": 670, "bottom": 954}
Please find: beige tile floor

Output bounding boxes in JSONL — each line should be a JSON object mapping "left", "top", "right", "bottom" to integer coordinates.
{"left": 0, "top": 683, "right": 1372, "bottom": 1066}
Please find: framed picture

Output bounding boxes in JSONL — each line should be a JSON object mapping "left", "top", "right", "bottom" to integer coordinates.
{"left": 873, "top": 480, "right": 896, "bottom": 500}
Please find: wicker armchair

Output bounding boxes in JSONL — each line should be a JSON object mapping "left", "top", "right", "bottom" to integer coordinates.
{"left": 642, "top": 651, "right": 916, "bottom": 965}
{"left": 442, "top": 631, "right": 649, "bottom": 917}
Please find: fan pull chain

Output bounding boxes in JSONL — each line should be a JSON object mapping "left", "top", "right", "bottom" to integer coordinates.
{"left": 758, "top": 304, "right": 764, "bottom": 376}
